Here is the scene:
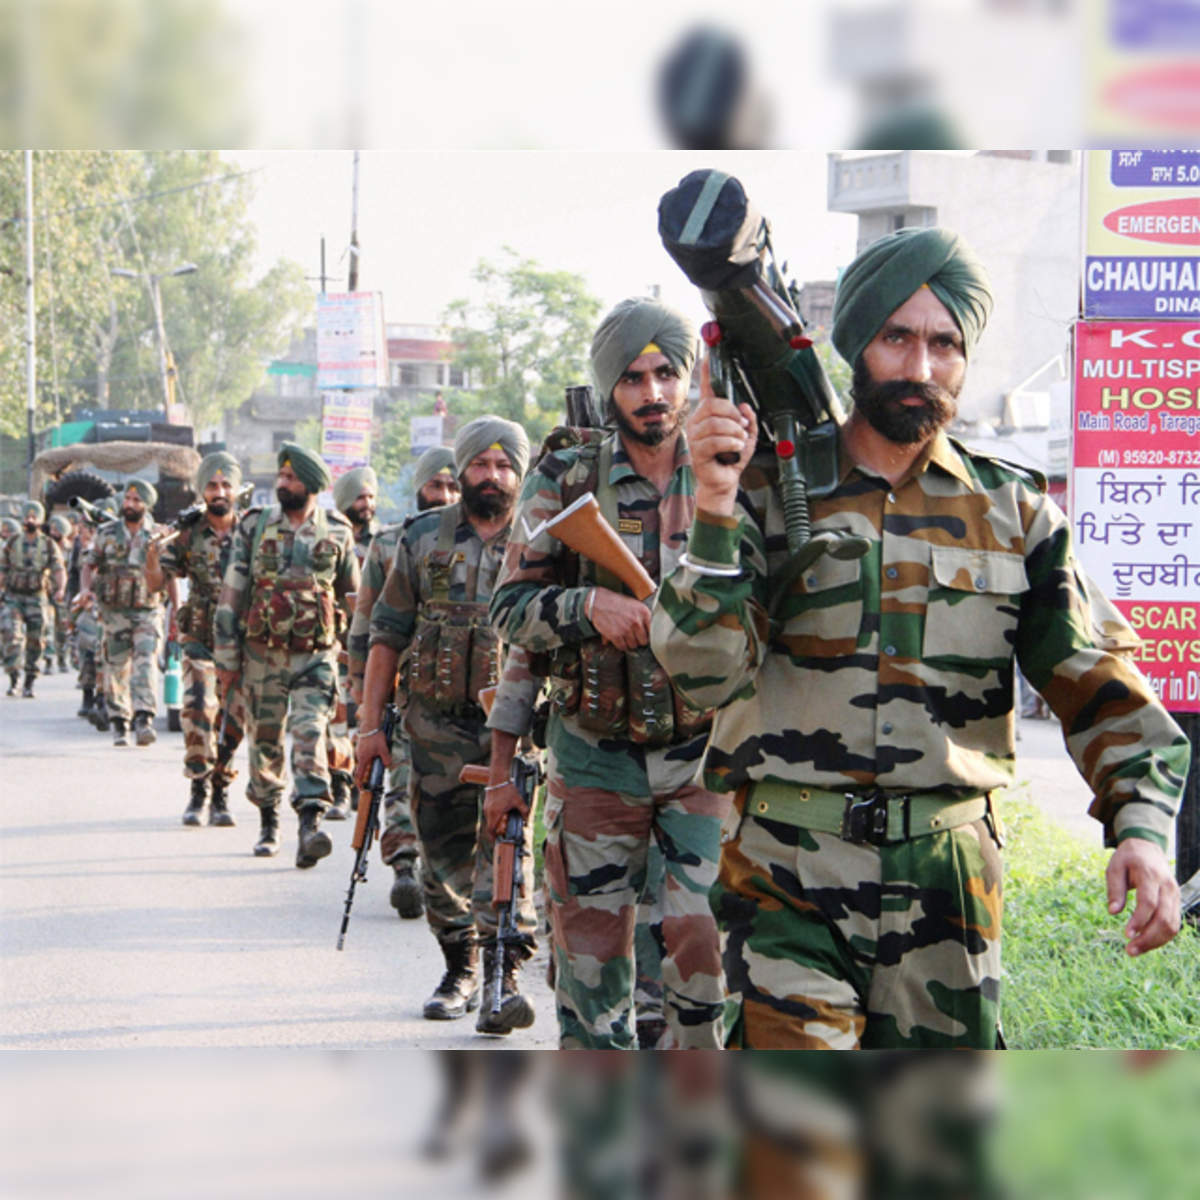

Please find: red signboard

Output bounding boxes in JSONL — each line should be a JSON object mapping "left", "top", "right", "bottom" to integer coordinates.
{"left": 1072, "top": 320, "right": 1200, "bottom": 711}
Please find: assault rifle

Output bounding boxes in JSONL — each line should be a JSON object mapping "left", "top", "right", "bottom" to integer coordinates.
{"left": 336, "top": 702, "right": 399, "bottom": 950}
{"left": 658, "top": 168, "right": 869, "bottom": 599}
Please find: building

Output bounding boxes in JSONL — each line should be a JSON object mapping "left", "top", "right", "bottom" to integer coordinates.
{"left": 827, "top": 150, "right": 1081, "bottom": 483}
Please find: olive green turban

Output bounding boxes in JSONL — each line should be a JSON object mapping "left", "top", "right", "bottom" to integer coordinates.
{"left": 22, "top": 500, "right": 44, "bottom": 523}
{"left": 196, "top": 451, "right": 242, "bottom": 492}
{"left": 590, "top": 297, "right": 697, "bottom": 405}
{"left": 454, "top": 417, "right": 530, "bottom": 479}
{"left": 333, "top": 465, "right": 378, "bottom": 512}
{"left": 413, "top": 446, "right": 457, "bottom": 494}
{"left": 98, "top": 496, "right": 119, "bottom": 519}
{"left": 831, "top": 227, "right": 993, "bottom": 368}
{"left": 1, "top": 517, "right": 19, "bottom": 537}
{"left": 123, "top": 479, "right": 158, "bottom": 508}
{"left": 49, "top": 514, "right": 71, "bottom": 536}
{"left": 278, "top": 442, "right": 331, "bottom": 494}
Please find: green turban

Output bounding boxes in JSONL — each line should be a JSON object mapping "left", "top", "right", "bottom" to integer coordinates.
{"left": 196, "top": 451, "right": 242, "bottom": 492}
{"left": 98, "top": 496, "right": 119, "bottom": 519}
{"left": 22, "top": 500, "right": 44, "bottom": 523}
{"left": 831, "top": 227, "right": 993, "bottom": 368}
{"left": 413, "top": 446, "right": 457, "bottom": 494}
{"left": 591, "top": 297, "right": 698, "bottom": 406}
{"left": 124, "top": 479, "right": 158, "bottom": 509}
{"left": 1, "top": 517, "right": 19, "bottom": 537}
{"left": 333, "top": 465, "right": 378, "bottom": 513}
{"left": 454, "top": 417, "right": 530, "bottom": 479}
{"left": 49, "top": 514, "right": 71, "bottom": 536}
{"left": 278, "top": 442, "right": 331, "bottom": 494}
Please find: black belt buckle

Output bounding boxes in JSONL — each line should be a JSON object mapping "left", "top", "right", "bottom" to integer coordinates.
{"left": 841, "top": 791, "right": 908, "bottom": 845}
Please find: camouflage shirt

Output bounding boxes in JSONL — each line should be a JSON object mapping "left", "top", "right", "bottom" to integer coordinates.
{"left": 490, "top": 429, "right": 707, "bottom": 792}
{"left": 159, "top": 519, "right": 235, "bottom": 651}
{"left": 87, "top": 517, "right": 163, "bottom": 611}
{"left": 1, "top": 530, "right": 64, "bottom": 595}
{"left": 650, "top": 428, "right": 1189, "bottom": 850}
{"left": 213, "top": 503, "right": 359, "bottom": 672}
{"left": 348, "top": 519, "right": 405, "bottom": 693}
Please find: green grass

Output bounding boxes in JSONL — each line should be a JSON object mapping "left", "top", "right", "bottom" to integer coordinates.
{"left": 1000, "top": 788, "right": 1200, "bottom": 1049}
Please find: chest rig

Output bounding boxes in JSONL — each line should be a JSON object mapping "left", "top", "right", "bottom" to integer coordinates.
{"left": 4, "top": 534, "right": 53, "bottom": 595}
{"left": 96, "top": 523, "right": 155, "bottom": 610}
{"left": 175, "top": 524, "right": 234, "bottom": 649}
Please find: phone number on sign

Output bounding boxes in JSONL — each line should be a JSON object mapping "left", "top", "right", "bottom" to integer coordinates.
{"left": 1122, "top": 449, "right": 1200, "bottom": 466}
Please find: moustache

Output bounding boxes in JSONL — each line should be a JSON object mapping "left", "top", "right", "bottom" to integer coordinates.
{"left": 634, "top": 403, "right": 672, "bottom": 418}
{"left": 868, "top": 379, "right": 955, "bottom": 409}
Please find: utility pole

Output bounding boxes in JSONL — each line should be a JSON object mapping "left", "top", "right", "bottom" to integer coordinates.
{"left": 24, "top": 149, "right": 36, "bottom": 494}
{"left": 348, "top": 150, "right": 360, "bottom": 292}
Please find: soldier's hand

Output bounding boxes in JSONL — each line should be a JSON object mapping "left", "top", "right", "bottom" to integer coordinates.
{"left": 354, "top": 727, "right": 391, "bottom": 786}
{"left": 484, "top": 780, "right": 527, "bottom": 837}
{"left": 687, "top": 354, "right": 757, "bottom": 517}
{"left": 587, "top": 588, "right": 651, "bottom": 651}
{"left": 1106, "top": 836, "right": 1181, "bottom": 956}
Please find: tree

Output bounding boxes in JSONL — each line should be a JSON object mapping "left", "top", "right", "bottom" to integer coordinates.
{"left": 441, "top": 248, "right": 602, "bottom": 446}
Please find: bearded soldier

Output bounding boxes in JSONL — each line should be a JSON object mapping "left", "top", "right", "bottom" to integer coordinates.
{"left": 650, "top": 225, "right": 1189, "bottom": 1048}
{"left": 45, "top": 514, "right": 74, "bottom": 672}
{"left": 213, "top": 443, "right": 359, "bottom": 867}
{"left": 323, "top": 465, "right": 379, "bottom": 821}
{"left": 146, "top": 452, "right": 247, "bottom": 828}
{"left": 490, "top": 298, "right": 728, "bottom": 1050}
{"left": 347, "top": 445, "right": 460, "bottom": 921}
{"left": 2, "top": 504, "right": 65, "bottom": 697}
{"left": 356, "top": 419, "right": 538, "bottom": 1031}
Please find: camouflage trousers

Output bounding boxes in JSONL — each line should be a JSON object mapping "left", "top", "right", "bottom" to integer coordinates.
{"left": 379, "top": 726, "right": 418, "bottom": 867}
{"left": 714, "top": 794, "right": 1004, "bottom": 1049}
{"left": 180, "top": 644, "right": 246, "bottom": 782}
{"left": 240, "top": 641, "right": 337, "bottom": 812}
{"left": 407, "top": 701, "right": 537, "bottom": 948}
{"left": 324, "top": 651, "right": 354, "bottom": 789}
{"left": 543, "top": 745, "right": 728, "bottom": 1050}
{"left": 48, "top": 596, "right": 70, "bottom": 663}
{"left": 2, "top": 594, "right": 38, "bottom": 675}
{"left": 74, "top": 607, "right": 100, "bottom": 691}
{"left": 633, "top": 839, "right": 667, "bottom": 1030}
{"left": 100, "top": 605, "right": 163, "bottom": 720}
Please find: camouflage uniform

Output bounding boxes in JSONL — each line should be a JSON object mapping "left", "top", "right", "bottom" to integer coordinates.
{"left": 650, "top": 429, "right": 1190, "bottom": 1048}
{"left": 368, "top": 500, "right": 538, "bottom": 951}
{"left": 160, "top": 519, "right": 246, "bottom": 784}
{"left": 491, "top": 430, "right": 728, "bottom": 1050}
{"left": 347, "top": 520, "right": 417, "bottom": 869}
{"left": 1, "top": 529, "right": 65, "bottom": 683}
{"left": 87, "top": 517, "right": 165, "bottom": 722}
{"left": 213, "top": 504, "right": 358, "bottom": 820}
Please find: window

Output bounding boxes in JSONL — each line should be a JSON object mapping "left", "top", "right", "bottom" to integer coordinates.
{"left": 399, "top": 364, "right": 420, "bottom": 386}
{"left": 448, "top": 366, "right": 465, "bottom": 388}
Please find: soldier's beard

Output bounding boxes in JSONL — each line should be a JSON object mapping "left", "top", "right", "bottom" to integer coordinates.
{"left": 276, "top": 486, "right": 308, "bottom": 512}
{"left": 461, "top": 480, "right": 515, "bottom": 520}
{"left": 121, "top": 505, "right": 140, "bottom": 522}
{"left": 206, "top": 499, "right": 231, "bottom": 517}
{"left": 23, "top": 520, "right": 36, "bottom": 532}
{"left": 851, "top": 360, "right": 959, "bottom": 445}
{"left": 612, "top": 401, "right": 683, "bottom": 447}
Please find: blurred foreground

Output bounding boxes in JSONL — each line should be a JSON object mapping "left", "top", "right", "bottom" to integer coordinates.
{"left": 2, "top": 1049, "right": 1197, "bottom": 1199}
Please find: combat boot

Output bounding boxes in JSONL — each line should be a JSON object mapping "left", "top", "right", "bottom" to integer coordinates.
{"left": 133, "top": 711, "right": 156, "bottom": 746}
{"left": 253, "top": 805, "right": 280, "bottom": 856}
{"left": 475, "top": 941, "right": 536, "bottom": 1035}
{"left": 324, "top": 772, "right": 350, "bottom": 821}
{"left": 21, "top": 672, "right": 35, "bottom": 698}
{"left": 112, "top": 716, "right": 129, "bottom": 747}
{"left": 389, "top": 861, "right": 424, "bottom": 919}
{"left": 423, "top": 938, "right": 480, "bottom": 1020}
{"left": 182, "top": 778, "right": 207, "bottom": 826}
{"left": 6, "top": 671, "right": 18, "bottom": 696}
{"left": 208, "top": 776, "right": 236, "bottom": 827}
{"left": 57, "top": 656, "right": 68, "bottom": 673}
{"left": 295, "top": 805, "right": 333, "bottom": 869}
{"left": 77, "top": 685, "right": 94, "bottom": 717}
{"left": 92, "top": 695, "right": 111, "bottom": 731}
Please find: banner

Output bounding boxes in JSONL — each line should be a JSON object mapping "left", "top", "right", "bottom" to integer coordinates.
{"left": 317, "top": 292, "right": 388, "bottom": 389}
{"left": 1083, "top": 150, "right": 1200, "bottom": 317}
{"left": 1071, "top": 320, "right": 1200, "bottom": 710}
{"left": 410, "top": 415, "right": 444, "bottom": 455}
{"left": 321, "top": 390, "right": 374, "bottom": 479}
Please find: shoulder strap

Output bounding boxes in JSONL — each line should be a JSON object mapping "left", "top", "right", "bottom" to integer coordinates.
{"left": 248, "top": 506, "right": 273, "bottom": 569}
{"left": 589, "top": 438, "right": 625, "bottom": 594}
{"left": 430, "top": 503, "right": 459, "bottom": 602}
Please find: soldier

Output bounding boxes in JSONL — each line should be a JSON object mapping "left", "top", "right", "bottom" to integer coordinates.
{"left": 1, "top": 516, "right": 28, "bottom": 694}
{"left": 489, "top": 297, "right": 728, "bottom": 1050}
{"left": 650, "top": 225, "right": 1190, "bottom": 1048}
{"left": 346, "top": 446, "right": 460, "bottom": 920}
{"left": 213, "top": 443, "right": 359, "bottom": 867}
{"left": 1, "top": 501, "right": 66, "bottom": 699}
{"left": 45, "top": 514, "right": 74, "bottom": 672}
{"left": 324, "top": 465, "right": 379, "bottom": 821}
{"left": 356, "top": 418, "right": 538, "bottom": 1029}
{"left": 146, "top": 451, "right": 247, "bottom": 828}
{"left": 80, "top": 481, "right": 167, "bottom": 745}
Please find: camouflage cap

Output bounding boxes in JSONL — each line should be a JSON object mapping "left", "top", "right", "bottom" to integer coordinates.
{"left": 332, "top": 465, "right": 378, "bottom": 512}
{"left": 278, "top": 442, "right": 331, "bottom": 494}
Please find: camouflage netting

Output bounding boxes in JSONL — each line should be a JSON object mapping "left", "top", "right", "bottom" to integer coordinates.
{"left": 32, "top": 441, "right": 202, "bottom": 498}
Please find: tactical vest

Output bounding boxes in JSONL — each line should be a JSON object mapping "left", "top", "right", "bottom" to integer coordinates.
{"left": 95, "top": 524, "right": 154, "bottom": 610}
{"left": 175, "top": 523, "right": 233, "bottom": 649}
{"left": 408, "top": 505, "right": 500, "bottom": 715}
{"left": 4, "top": 534, "right": 53, "bottom": 595}
{"left": 243, "top": 507, "right": 342, "bottom": 652}
{"left": 533, "top": 430, "right": 712, "bottom": 749}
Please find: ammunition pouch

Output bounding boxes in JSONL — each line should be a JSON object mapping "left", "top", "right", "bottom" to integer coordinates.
{"left": 176, "top": 594, "right": 216, "bottom": 647}
{"left": 98, "top": 566, "right": 151, "bottom": 610}
{"left": 553, "top": 639, "right": 711, "bottom": 748}
{"left": 245, "top": 577, "right": 337, "bottom": 652}
{"left": 409, "top": 600, "right": 499, "bottom": 715}
{"left": 5, "top": 567, "right": 42, "bottom": 595}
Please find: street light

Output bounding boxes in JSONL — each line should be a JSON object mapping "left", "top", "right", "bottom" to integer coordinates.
{"left": 111, "top": 262, "right": 198, "bottom": 420}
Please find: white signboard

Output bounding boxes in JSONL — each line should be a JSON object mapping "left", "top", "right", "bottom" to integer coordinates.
{"left": 317, "top": 292, "right": 388, "bottom": 389}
